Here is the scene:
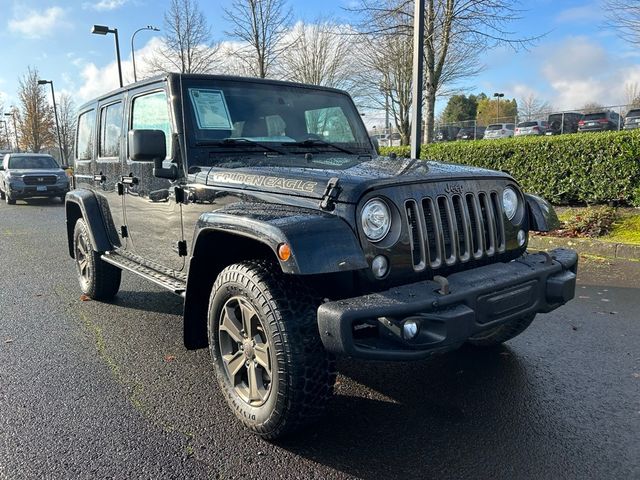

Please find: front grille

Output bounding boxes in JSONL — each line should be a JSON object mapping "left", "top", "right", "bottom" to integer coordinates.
{"left": 406, "top": 191, "right": 505, "bottom": 271}
{"left": 23, "top": 175, "right": 57, "bottom": 185}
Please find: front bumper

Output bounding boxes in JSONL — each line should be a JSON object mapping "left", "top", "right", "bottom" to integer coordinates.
{"left": 8, "top": 184, "right": 69, "bottom": 198}
{"left": 318, "top": 249, "right": 578, "bottom": 360}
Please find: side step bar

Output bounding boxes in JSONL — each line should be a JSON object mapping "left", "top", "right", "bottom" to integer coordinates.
{"left": 101, "top": 251, "right": 186, "bottom": 296}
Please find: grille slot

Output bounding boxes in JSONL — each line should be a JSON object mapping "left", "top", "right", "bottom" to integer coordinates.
{"left": 23, "top": 175, "right": 57, "bottom": 185}
{"left": 407, "top": 190, "right": 506, "bottom": 272}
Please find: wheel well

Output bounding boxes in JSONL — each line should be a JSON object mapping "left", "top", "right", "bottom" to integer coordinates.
{"left": 183, "top": 230, "right": 278, "bottom": 349}
{"left": 66, "top": 201, "right": 83, "bottom": 258}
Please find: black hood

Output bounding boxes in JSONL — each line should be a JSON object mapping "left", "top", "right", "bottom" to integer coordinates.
{"left": 203, "top": 155, "right": 512, "bottom": 204}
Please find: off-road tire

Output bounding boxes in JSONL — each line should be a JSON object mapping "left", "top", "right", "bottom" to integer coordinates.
{"left": 73, "top": 218, "right": 121, "bottom": 300}
{"left": 0, "top": 188, "right": 5, "bottom": 200}
{"left": 208, "top": 260, "right": 336, "bottom": 440}
{"left": 467, "top": 314, "right": 536, "bottom": 347}
{"left": 5, "top": 191, "right": 15, "bottom": 204}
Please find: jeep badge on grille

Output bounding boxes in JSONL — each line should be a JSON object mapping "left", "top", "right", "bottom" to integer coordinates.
{"left": 444, "top": 183, "right": 464, "bottom": 195}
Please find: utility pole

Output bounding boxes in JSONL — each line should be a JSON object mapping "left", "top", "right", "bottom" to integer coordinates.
{"left": 410, "top": 0, "right": 425, "bottom": 159}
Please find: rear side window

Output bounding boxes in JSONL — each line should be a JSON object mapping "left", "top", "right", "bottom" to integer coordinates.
{"left": 131, "top": 91, "right": 172, "bottom": 159}
{"left": 76, "top": 109, "right": 96, "bottom": 161}
{"left": 99, "top": 102, "right": 123, "bottom": 158}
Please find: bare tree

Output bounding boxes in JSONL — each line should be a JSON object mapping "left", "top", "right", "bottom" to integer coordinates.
{"left": 358, "top": 32, "right": 414, "bottom": 144}
{"left": 352, "top": 0, "right": 537, "bottom": 143}
{"left": 518, "top": 93, "right": 551, "bottom": 121}
{"left": 624, "top": 81, "right": 640, "bottom": 107}
{"left": 149, "top": 0, "right": 219, "bottom": 74}
{"left": 56, "top": 93, "right": 77, "bottom": 163}
{"left": 17, "top": 67, "right": 55, "bottom": 152}
{"left": 278, "top": 20, "right": 357, "bottom": 89}
{"left": 581, "top": 102, "right": 604, "bottom": 113}
{"left": 605, "top": 0, "right": 640, "bottom": 46}
{"left": 224, "top": 0, "right": 292, "bottom": 78}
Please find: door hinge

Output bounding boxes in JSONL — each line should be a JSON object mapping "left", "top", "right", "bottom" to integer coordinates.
{"left": 121, "top": 225, "right": 128, "bottom": 238}
{"left": 319, "top": 177, "right": 341, "bottom": 212}
{"left": 174, "top": 186, "right": 186, "bottom": 204}
{"left": 177, "top": 240, "right": 187, "bottom": 257}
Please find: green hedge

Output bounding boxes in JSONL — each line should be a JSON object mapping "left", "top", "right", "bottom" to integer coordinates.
{"left": 380, "top": 130, "right": 640, "bottom": 206}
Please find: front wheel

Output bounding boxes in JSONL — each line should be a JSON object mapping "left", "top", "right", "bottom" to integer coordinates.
{"left": 6, "top": 193, "right": 15, "bottom": 205}
{"left": 73, "top": 218, "right": 121, "bottom": 300}
{"left": 208, "top": 260, "right": 335, "bottom": 439}
{"left": 467, "top": 314, "right": 536, "bottom": 347}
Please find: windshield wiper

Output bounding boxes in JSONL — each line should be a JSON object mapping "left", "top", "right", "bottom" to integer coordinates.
{"left": 196, "top": 138, "right": 284, "bottom": 155}
{"left": 283, "top": 138, "right": 355, "bottom": 155}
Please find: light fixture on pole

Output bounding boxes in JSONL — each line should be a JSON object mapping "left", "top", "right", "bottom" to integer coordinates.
{"left": 38, "top": 79, "right": 65, "bottom": 164}
{"left": 92, "top": 24, "right": 123, "bottom": 88}
{"left": 4, "top": 111, "right": 19, "bottom": 152}
{"left": 493, "top": 92, "right": 505, "bottom": 122}
{"left": 131, "top": 25, "right": 159, "bottom": 82}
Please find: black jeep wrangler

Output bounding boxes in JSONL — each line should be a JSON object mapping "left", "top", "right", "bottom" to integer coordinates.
{"left": 65, "top": 74, "right": 577, "bottom": 439}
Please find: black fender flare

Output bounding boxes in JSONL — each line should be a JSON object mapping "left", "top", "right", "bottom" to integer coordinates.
{"left": 525, "top": 193, "right": 560, "bottom": 232}
{"left": 192, "top": 208, "right": 367, "bottom": 275}
{"left": 65, "top": 189, "right": 117, "bottom": 257}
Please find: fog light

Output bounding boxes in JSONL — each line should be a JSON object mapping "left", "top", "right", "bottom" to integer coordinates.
{"left": 517, "top": 229, "right": 527, "bottom": 246}
{"left": 371, "top": 255, "right": 388, "bottom": 278}
{"left": 403, "top": 319, "right": 419, "bottom": 340}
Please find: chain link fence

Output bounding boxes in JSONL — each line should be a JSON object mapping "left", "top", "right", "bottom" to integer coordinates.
{"left": 368, "top": 103, "right": 640, "bottom": 144}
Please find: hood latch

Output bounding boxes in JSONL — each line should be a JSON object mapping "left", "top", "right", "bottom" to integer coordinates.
{"left": 319, "top": 177, "right": 342, "bottom": 212}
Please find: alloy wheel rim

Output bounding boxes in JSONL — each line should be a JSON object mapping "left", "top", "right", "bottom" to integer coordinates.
{"left": 75, "top": 234, "right": 91, "bottom": 286}
{"left": 218, "top": 296, "right": 272, "bottom": 407}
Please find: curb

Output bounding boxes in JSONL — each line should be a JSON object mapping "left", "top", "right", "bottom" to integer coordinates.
{"left": 529, "top": 235, "right": 640, "bottom": 261}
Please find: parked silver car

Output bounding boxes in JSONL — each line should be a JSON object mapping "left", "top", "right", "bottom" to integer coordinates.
{"left": 515, "top": 120, "right": 548, "bottom": 136}
{"left": 0, "top": 153, "right": 70, "bottom": 204}
{"left": 483, "top": 123, "right": 515, "bottom": 139}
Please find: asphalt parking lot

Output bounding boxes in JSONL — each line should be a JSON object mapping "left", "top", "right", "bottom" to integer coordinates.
{"left": 1, "top": 198, "right": 638, "bottom": 479}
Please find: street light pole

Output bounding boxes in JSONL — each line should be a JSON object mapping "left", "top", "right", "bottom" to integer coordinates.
{"left": 38, "top": 80, "right": 64, "bottom": 164}
{"left": 493, "top": 92, "right": 504, "bottom": 122}
{"left": 131, "top": 25, "right": 159, "bottom": 82}
{"left": 4, "top": 112, "right": 19, "bottom": 152}
{"left": 410, "top": 0, "right": 426, "bottom": 159}
{"left": 92, "top": 25, "right": 123, "bottom": 88}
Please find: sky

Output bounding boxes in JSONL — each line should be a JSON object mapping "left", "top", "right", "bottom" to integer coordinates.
{"left": 0, "top": 0, "right": 638, "bottom": 123}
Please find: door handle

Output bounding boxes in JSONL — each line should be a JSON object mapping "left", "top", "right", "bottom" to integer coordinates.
{"left": 93, "top": 173, "right": 106, "bottom": 183}
{"left": 122, "top": 176, "right": 139, "bottom": 185}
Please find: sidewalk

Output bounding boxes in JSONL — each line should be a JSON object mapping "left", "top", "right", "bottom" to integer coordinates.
{"left": 529, "top": 234, "right": 640, "bottom": 261}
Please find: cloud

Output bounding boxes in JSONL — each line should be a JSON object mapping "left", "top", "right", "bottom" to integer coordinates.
{"left": 555, "top": 4, "right": 601, "bottom": 24}
{"left": 8, "top": 6, "right": 67, "bottom": 39}
{"left": 83, "top": 0, "right": 129, "bottom": 11}
{"left": 539, "top": 36, "right": 637, "bottom": 109}
{"left": 76, "top": 37, "right": 164, "bottom": 102}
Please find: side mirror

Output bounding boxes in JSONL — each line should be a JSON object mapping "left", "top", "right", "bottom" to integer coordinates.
{"left": 128, "top": 129, "right": 166, "bottom": 161}
{"left": 61, "top": 164, "right": 70, "bottom": 170}
{"left": 128, "top": 129, "right": 177, "bottom": 180}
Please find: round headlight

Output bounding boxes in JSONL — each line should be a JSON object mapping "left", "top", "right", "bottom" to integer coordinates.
{"left": 502, "top": 187, "right": 520, "bottom": 221}
{"left": 361, "top": 198, "right": 391, "bottom": 242}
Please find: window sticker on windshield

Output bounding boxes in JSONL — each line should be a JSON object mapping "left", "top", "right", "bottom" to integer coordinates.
{"left": 189, "top": 89, "right": 233, "bottom": 129}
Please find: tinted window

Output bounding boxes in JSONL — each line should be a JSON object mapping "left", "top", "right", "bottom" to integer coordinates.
{"left": 583, "top": 113, "right": 605, "bottom": 120}
{"left": 8, "top": 155, "right": 58, "bottom": 169}
{"left": 506, "top": 124, "right": 515, "bottom": 130}
{"left": 487, "top": 124, "right": 502, "bottom": 130}
{"left": 131, "top": 91, "right": 172, "bottom": 159}
{"left": 517, "top": 121, "right": 538, "bottom": 127}
{"left": 76, "top": 109, "right": 96, "bottom": 160}
{"left": 99, "top": 102, "right": 123, "bottom": 158}
{"left": 627, "top": 109, "right": 640, "bottom": 117}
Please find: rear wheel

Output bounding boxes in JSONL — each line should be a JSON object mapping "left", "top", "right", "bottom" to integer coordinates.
{"left": 208, "top": 260, "right": 335, "bottom": 439}
{"left": 467, "top": 314, "right": 536, "bottom": 347}
{"left": 73, "top": 218, "right": 121, "bottom": 300}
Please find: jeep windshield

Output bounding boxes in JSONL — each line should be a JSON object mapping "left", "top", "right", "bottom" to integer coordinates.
{"left": 182, "top": 79, "right": 372, "bottom": 169}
